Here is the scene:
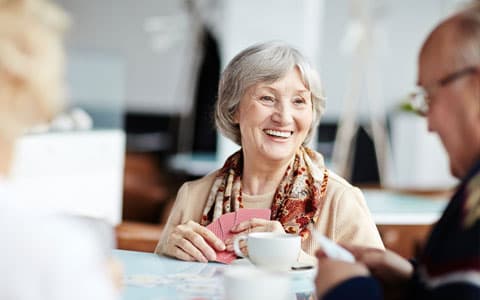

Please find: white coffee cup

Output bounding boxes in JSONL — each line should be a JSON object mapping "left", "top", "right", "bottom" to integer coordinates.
{"left": 223, "top": 266, "right": 292, "bottom": 300}
{"left": 233, "top": 232, "right": 301, "bottom": 271}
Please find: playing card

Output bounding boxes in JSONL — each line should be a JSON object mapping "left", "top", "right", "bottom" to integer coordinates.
{"left": 235, "top": 208, "right": 271, "bottom": 224}
{"left": 218, "top": 212, "right": 236, "bottom": 241}
{"left": 215, "top": 250, "right": 237, "bottom": 264}
{"left": 206, "top": 208, "right": 271, "bottom": 264}
{"left": 206, "top": 218, "right": 223, "bottom": 240}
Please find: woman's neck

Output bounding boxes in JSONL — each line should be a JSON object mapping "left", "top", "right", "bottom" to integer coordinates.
{"left": 241, "top": 153, "right": 292, "bottom": 196}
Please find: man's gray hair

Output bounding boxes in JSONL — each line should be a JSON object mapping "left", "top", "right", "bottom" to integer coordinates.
{"left": 215, "top": 41, "right": 325, "bottom": 146}
{"left": 454, "top": 1, "right": 480, "bottom": 67}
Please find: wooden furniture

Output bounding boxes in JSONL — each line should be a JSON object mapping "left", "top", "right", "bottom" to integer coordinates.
{"left": 377, "top": 224, "right": 432, "bottom": 258}
{"left": 115, "top": 221, "right": 163, "bottom": 252}
{"left": 363, "top": 189, "right": 449, "bottom": 258}
{"left": 123, "top": 152, "right": 171, "bottom": 223}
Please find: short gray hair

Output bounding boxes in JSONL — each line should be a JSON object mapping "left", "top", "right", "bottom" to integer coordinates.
{"left": 422, "top": 1, "right": 480, "bottom": 69}
{"left": 453, "top": 1, "right": 480, "bottom": 67}
{"left": 215, "top": 41, "right": 325, "bottom": 146}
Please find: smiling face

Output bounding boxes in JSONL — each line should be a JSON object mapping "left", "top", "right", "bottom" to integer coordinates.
{"left": 234, "top": 66, "right": 313, "bottom": 164}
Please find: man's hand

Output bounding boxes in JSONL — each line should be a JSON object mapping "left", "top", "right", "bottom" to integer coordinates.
{"left": 315, "top": 249, "right": 370, "bottom": 299}
{"left": 344, "top": 245, "right": 413, "bottom": 284}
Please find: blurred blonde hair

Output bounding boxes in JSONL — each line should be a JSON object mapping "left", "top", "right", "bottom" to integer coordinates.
{"left": 0, "top": 0, "right": 69, "bottom": 140}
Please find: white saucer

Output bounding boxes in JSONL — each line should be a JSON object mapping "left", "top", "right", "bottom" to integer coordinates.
{"left": 230, "top": 259, "right": 317, "bottom": 280}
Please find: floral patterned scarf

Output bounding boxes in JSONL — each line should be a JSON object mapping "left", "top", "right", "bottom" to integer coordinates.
{"left": 200, "top": 146, "right": 329, "bottom": 239}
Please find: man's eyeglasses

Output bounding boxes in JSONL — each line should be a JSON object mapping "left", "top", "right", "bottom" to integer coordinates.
{"left": 407, "top": 66, "right": 478, "bottom": 116}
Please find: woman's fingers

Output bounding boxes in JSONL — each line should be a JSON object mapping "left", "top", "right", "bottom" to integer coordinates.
{"left": 166, "top": 230, "right": 206, "bottom": 262}
{"left": 230, "top": 218, "right": 284, "bottom": 233}
{"left": 240, "top": 244, "right": 248, "bottom": 256}
{"left": 265, "top": 220, "right": 285, "bottom": 232}
{"left": 181, "top": 230, "right": 215, "bottom": 262}
{"left": 230, "top": 219, "right": 255, "bottom": 233}
{"left": 224, "top": 219, "right": 286, "bottom": 252}
{"left": 225, "top": 239, "right": 234, "bottom": 252}
{"left": 188, "top": 221, "right": 226, "bottom": 251}
{"left": 166, "top": 221, "right": 226, "bottom": 262}
{"left": 172, "top": 245, "right": 196, "bottom": 262}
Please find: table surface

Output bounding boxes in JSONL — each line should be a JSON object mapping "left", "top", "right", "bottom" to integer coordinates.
{"left": 114, "top": 249, "right": 316, "bottom": 300}
{"left": 362, "top": 190, "right": 448, "bottom": 225}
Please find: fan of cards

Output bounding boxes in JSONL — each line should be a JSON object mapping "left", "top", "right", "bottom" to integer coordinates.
{"left": 206, "top": 208, "right": 270, "bottom": 264}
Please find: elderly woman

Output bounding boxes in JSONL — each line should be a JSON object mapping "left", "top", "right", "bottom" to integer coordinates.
{"left": 0, "top": 1, "right": 118, "bottom": 299}
{"left": 156, "top": 41, "right": 383, "bottom": 264}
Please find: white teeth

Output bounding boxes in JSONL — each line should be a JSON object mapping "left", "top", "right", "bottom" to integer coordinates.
{"left": 264, "top": 129, "right": 292, "bottom": 138}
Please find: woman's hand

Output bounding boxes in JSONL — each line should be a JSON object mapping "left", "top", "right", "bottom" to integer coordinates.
{"left": 315, "top": 249, "right": 370, "bottom": 299}
{"left": 344, "top": 245, "right": 413, "bottom": 284}
{"left": 163, "top": 220, "right": 225, "bottom": 262}
{"left": 224, "top": 218, "right": 285, "bottom": 252}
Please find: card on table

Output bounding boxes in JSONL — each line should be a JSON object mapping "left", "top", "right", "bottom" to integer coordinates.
{"left": 206, "top": 208, "right": 271, "bottom": 264}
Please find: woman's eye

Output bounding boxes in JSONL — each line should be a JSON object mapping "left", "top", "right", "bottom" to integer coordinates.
{"left": 294, "top": 98, "right": 307, "bottom": 105}
{"left": 260, "top": 96, "right": 274, "bottom": 102}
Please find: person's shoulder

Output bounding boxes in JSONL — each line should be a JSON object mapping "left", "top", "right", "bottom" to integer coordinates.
{"left": 171, "top": 171, "right": 219, "bottom": 214}
{"left": 178, "top": 171, "right": 219, "bottom": 196}
{"left": 183, "top": 171, "right": 217, "bottom": 188}
{"left": 322, "top": 169, "right": 366, "bottom": 203}
{"left": 325, "top": 169, "right": 359, "bottom": 192}
{"left": 307, "top": 149, "right": 358, "bottom": 192}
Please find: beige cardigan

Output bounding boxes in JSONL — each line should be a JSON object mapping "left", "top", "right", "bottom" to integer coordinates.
{"left": 155, "top": 169, "right": 384, "bottom": 264}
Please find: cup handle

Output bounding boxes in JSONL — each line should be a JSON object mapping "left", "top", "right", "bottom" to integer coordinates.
{"left": 233, "top": 235, "right": 248, "bottom": 258}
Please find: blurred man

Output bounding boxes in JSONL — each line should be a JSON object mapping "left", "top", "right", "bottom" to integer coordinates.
{"left": 315, "top": 2, "right": 480, "bottom": 300}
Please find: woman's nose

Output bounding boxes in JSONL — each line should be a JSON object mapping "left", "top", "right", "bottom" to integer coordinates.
{"left": 271, "top": 102, "right": 293, "bottom": 124}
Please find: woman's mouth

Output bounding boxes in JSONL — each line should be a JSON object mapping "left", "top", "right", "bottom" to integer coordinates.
{"left": 263, "top": 129, "right": 293, "bottom": 138}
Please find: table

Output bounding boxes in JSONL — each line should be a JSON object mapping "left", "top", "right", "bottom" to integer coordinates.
{"left": 362, "top": 190, "right": 448, "bottom": 258}
{"left": 363, "top": 190, "right": 448, "bottom": 225}
{"left": 113, "top": 249, "right": 316, "bottom": 300}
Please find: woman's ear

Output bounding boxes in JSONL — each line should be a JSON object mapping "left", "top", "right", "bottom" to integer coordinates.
{"left": 233, "top": 109, "right": 240, "bottom": 124}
